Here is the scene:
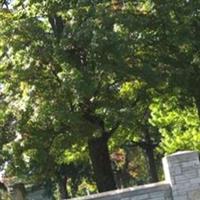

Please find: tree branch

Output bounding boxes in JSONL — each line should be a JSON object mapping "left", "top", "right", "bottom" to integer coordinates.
{"left": 83, "top": 112, "right": 105, "bottom": 133}
{"left": 1, "top": 0, "right": 8, "bottom": 9}
{"left": 48, "top": 14, "right": 64, "bottom": 41}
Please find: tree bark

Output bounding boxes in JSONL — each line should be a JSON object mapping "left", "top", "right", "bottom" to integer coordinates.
{"left": 58, "top": 176, "right": 69, "bottom": 200}
{"left": 88, "top": 136, "right": 116, "bottom": 192}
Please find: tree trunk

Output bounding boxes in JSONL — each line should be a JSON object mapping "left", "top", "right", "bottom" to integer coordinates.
{"left": 145, "top": 145, "right": 158, "bottom": 183}
{"left": 142, "top": 126, "right": 159, "bottom": 183}
{"left": 88, "top": 136, "right": 116, "bottom": 192}
{"left": 58, "top": 176, "right": 69, "bottom": 200}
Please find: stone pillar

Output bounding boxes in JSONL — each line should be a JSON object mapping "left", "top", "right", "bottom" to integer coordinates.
{"left": 163, "top": 151, "right": 200, "bottom": 200}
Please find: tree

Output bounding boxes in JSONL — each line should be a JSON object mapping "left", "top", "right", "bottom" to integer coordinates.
{"left": 110, "top": 80, "right": 162, "bottom": 183}
{"left": 138, "top": 1, "right": 200, "bottom": 155}
{"left": 118, "top": 0, "right": 200, "bottom": 157}
{"left": 3, "top": 0, "right": 197, "bottom": 195}
{"left": 0, "top": 0, "right": 147, "bottom": 193}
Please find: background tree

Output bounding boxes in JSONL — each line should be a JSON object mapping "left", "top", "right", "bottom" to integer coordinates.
{"left": 110, "top": 80, "right": 162, "bottom": 184}
{"left": 142, "top": 0, "right": 200, "bottom": 155}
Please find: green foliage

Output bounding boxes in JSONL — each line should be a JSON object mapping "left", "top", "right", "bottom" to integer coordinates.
{"left": 1, "top": 0, "right": 200, "bottom": 197}
{"left": 150, "top": 93, "right": 200, "bottom": 154}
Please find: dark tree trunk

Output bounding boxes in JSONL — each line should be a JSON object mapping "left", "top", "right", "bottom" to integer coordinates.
{"left": 88, "top": 136, "right": 116, "bottom": 192}
{"left": 58, "top": 176, "right": 69, "bottom": 200}
{"left": 145, "top": 145, "right": 158, "bottom": 183}
{"left": 143, "top": 126, "right": 159, "bottom": 183}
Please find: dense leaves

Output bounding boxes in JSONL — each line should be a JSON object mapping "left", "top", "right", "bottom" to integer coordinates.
{"left": 0, "top": 0, "right": 200, "bottom": 199}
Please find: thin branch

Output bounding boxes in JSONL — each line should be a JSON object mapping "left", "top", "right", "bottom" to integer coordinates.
{"left": 48, "top": 15, "right": 64, "bottom": 41}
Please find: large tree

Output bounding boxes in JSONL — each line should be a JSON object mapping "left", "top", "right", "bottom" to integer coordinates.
{"left": 3, "top": 0, "right": 198, "bottom": 195}
{"left": 0, "top": 0, "right": 148, "bottom": 192}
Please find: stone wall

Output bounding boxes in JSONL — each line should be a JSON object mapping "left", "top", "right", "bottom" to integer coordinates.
{"left": 70, "top": 151, "right": 200, "bottom": 200}
{"left": 72, "top": 182, "right": 172, "bottom": 200}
